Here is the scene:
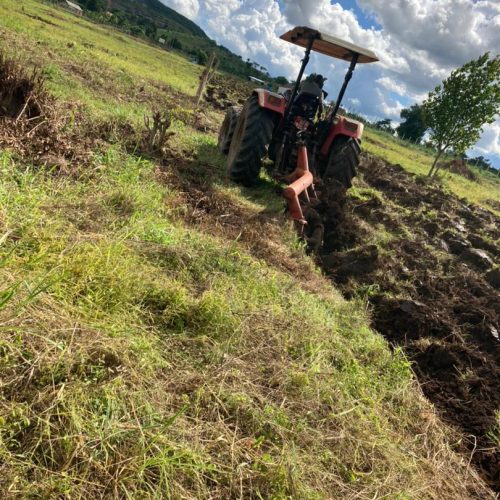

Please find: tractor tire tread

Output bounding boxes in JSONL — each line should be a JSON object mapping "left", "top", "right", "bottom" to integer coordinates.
{"left": 227, "top": 95, "right": 276, "bottom": 185}
{"left": 323, "top": 136, "right": 360, "bottom": 189}
{"left": 217, "top": 105, "right": 241, "bottom": 155}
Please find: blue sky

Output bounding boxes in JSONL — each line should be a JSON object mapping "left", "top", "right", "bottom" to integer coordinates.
{"left": 162, "top": 0, "right": 499, "bottom": 167}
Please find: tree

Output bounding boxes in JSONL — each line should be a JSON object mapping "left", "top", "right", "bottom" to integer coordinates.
{"left": 196, "top": 50, "right": 208, "bottom": 66}
{"left": 82, "top": 0, "right": 106, "bottom": 11}
{"left": 169, "top": 37, "right": 182, "bottom": 50}
{"left": 274, "top": 76, "right": 289, "bottom": 85}
{"left": 375, "top": 118, "right": 393, "bottom": 133}
{"left": 422, "top": 52, "right": 500, "bottom": 177}
{"left": 397, "top": 104, "right": 427, "bottom": 142}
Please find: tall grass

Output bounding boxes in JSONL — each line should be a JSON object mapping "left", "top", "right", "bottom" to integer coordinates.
{"left": 0, "top": 146, "right": 489, "bottom": 497}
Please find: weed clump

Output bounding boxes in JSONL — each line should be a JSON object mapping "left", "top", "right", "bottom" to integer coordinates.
{"left": 0, "top": 51, "right": 46, "bottom": 120}
{"left": 0, "top": 50, "right": 66, "bottom": 164}
{"left": 0, "top": 52, "right": 147, "bottom": 172}
{"left": 440, "top": 158, "right": 478, "bottom": 181}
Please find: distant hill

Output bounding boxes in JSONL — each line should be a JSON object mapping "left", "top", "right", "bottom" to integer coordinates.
{"left": 109, "top": 0, "right": 207, "bottom": 38}
{"left": 81, "top": 0, "right": 278, "bottom": 83}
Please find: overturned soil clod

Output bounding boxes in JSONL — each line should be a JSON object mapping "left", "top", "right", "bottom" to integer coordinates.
{"left": 313, "top": 154, "right": 500, "bottom": 491}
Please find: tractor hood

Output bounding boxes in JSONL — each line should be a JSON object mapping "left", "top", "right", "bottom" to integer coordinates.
{"left": 280, "top": 26, "right": 379, "bottom": 64}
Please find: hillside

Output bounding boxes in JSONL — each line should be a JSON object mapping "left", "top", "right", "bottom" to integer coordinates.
{"left": 110, "top": 0, "right": 207, "bottom": 38}
{"left": 0, "top": 0, "right": 498, "bottom": 497}
{"left": 78, "top": 0, "right": 275, "bottom": 82}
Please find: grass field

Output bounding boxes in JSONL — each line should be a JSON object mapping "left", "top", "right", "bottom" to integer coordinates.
{"left": 0, "top": 0, "right": 201, "bottom": 121}
{"left": 0, "top": 0, "right": 494, "bottom": 497}
{"left": 363, "top": 127, "right": 500, "bottom": 214}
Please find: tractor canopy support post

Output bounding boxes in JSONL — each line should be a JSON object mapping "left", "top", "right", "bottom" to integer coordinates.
{"left": 330, "top": 52, "right": 359, "bottom": 123}
{"left": 285, "top": 34, "right": 317, "bottom": 121}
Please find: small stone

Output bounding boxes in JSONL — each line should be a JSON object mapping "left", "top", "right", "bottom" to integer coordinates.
{"left": 436, "top": 239, "right": 450, "bottom": 252}
{"left": 490, "top": 326, "right": 499, "bottom": 341}
{"left": 400, "top": 300, "right": 427, "bottom": 314}
{"left": 449, "top": 219, "right": 467, "bottom": 233}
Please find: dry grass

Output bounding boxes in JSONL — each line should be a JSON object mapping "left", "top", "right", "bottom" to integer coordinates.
{"left": 0, "top": 5, "right": 495, "bottom": 498}
{"left": 0, "top": 143, "right": 493, "bottom": 498}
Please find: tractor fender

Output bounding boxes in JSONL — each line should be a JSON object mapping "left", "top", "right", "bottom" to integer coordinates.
{"left": 253, "top": 89, "right": 287, "bottom": 116}
{"left": 320, "top": 116, "right": 364, "bottom": 156}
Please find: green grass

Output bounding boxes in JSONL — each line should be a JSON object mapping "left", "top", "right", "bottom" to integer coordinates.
{"left": 0, "top": 0, "right": 201, "bottom": 120}
{"left": 0, "top": 1, "right": 492, "bottom": 497}
{"left": 364, "top": 127, "right": 500, "bottom": 214}
{"left": 1, "top": 143, "right": 482, "bottom": 498}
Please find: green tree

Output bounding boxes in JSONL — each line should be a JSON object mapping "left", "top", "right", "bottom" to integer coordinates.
{"left": 422, "top": 52, "right": 500, "bottom": 177}
{"left": 375, "top": 118, "right": 393, "bottom": 133}
{"left": 197, "top": 50, "right": 208, "bottom": 65}
{"left": 169, "top": 37, "right": 182, "bottom": 50}
{"left": 83, "top": 0, "right": 106, "bottom": 12}
{"left": 397, "top": 104, "right": 427, "bottom": 143}
{"left": 275, "top": 76, "right": 289, "bottom": 85}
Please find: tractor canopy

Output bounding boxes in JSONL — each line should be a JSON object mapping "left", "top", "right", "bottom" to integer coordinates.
{"left": 280, "top": 26, "right": 378, "bottom": 64}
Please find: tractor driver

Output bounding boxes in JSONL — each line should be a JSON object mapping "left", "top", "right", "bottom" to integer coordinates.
{"left": 294, "top": 73, "right": 328, "bottom": 121}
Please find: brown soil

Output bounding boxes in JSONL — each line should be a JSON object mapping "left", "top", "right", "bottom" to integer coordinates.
{"left": 440, "top": 158, "right": 478, "bottom": 181}
{"left": 0, "top": 52, "right": 146, "bottom": 172}
{"left": 204, "top": 74, "right": 256, "bottom": 110}
{"left": 313, "top": 155, "right": 499, "bottom": 491}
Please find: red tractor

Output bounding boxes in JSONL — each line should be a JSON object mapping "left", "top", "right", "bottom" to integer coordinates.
{"left": 218, "top": 26, "right": 378, "bottom": 244}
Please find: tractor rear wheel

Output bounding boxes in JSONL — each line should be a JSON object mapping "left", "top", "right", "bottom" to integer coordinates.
{"left": 323, "top": 135, "right": 360, "bottom": 189}
{"left": 227, "top": 95, "right": 276, "bottom": 186}
{"left": 217, "top": 105, "right": 241, "bottom": 155}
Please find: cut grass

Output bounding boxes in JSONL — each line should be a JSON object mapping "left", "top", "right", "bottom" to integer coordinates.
{"left": 364, "top": 127, "right": 500, "bottom": 215}
{"left": 0, "top": 1, "right": 494, "bottom": 497}
{"left": 1, "top": 147, "right": 489, "bottom": 498}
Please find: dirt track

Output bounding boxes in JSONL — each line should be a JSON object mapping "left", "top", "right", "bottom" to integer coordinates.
{"left": 314, "top": 155, "right": 499, "bottom": 490}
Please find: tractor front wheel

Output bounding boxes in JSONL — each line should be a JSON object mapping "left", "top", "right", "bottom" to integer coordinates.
{"left": 217, "top": 105, "right": 241, "bottom": 155}
{"left": 322, "top": 135, "right": 360, "bottom": 189}
{"left": 227, "top": 95, "right": 276, "bottom": 186}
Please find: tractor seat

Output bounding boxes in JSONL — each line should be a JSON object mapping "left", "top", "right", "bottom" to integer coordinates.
{"left": 298, "top": 80, "right": 323, "bottom": 98}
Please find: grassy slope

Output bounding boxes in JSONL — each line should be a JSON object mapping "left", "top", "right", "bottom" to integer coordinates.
{"left": 0, "top": 0, "right": 492, "bottom": 497}
{"left": 363, "top": 127, "right": 500, "bottom": 215}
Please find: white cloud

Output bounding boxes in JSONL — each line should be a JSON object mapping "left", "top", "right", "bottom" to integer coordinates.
{"left": 357, "top": 0, "right": 500, "bottom": 94}
{"left": 376, "top": 76, "right": 406, "bottom": 96}
{"left": 375, "top": 89, "right": 404, "bottom": 119}
{"left": 472, "top": 122, "right": 500, "bottom": 156}
{"left": 348, "top": 97, "right": 361, "bottom": 108}
{"left": 161, "top": 0, "right": 199, "bottom": 19}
